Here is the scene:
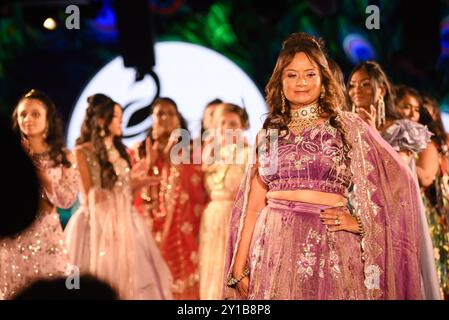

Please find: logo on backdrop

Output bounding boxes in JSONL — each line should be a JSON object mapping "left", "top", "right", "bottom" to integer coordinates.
{"left": 67, "top": 41, "right": 267, "bottom": 149}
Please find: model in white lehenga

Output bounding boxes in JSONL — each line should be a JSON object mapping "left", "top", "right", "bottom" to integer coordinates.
{"left": 64, "top": 142, "right": 173, "bottom": 300}
{"left": 64, "top": 95, "right": 172, "bottom": 299}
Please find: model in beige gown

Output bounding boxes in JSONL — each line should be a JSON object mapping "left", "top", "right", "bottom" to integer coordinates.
{"left": 199, "top": 143, "right": 249, "bottom": 300}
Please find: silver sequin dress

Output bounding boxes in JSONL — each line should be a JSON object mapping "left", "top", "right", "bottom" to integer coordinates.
{"left": 0, "top": 151, "right": 78, "bottom": 299}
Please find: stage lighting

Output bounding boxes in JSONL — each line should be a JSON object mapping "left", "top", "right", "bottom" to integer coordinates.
{"left": 87, "top": 0, "right": 117, "bottom": 42}
{"left": 43, "top": 17, "right": 57, "bottom": 30}
{"left": 343, "top": 33, "right": 376, "bottom": 65}
{"left": 441, "top": 15, "right": 449, "bottom": 57}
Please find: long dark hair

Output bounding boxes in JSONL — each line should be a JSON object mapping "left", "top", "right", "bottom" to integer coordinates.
{"left": 12, "top": 89, "right": 71, "bottom": 168}
{"left": 77, "top": 93, "right": 131, "bottom": 189}
{"left": 419, "top": 95, "right": 447, "bottom": 207}
{"left": 138, "top": 97, "right": 190, "bottom": 159}
{"left": 264, "top": 32, "right": 350, "bottom": 152}
{"left": 394, "top": 85, "right": 423, "bottom": 110}
{"left": 422, "top": 93, "right": 448, "bottom": 153}
{"left": 394, "top": 85, "right": 445, "bottom": 147}
{"left": 420, "top": 107, "right": 445, "bottom": 148}
{"left": 347, "top": 61, "right": 400, "bottom": 122}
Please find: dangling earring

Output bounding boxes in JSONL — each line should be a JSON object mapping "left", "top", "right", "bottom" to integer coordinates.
{"left": 281, "top": 91, "right": 286, "bottom": 114}
{"left": 351, "top": 104, "right": 356, "bottom": 113}
{"left": 320, "top": 86, "right": 325, "bottom": 100}
{"left": 377, "top": 97, "right": 386, "bottom": 128}
{"left": 42, "top": 128, "right": 48, "bottom": 139}
{"left": 100, "top": 127, "right": 106, "bottom": 137}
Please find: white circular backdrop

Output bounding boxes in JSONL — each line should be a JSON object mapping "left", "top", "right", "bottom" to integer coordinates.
{"left": 67, "top": 41, "right": 268, "bottom": 148}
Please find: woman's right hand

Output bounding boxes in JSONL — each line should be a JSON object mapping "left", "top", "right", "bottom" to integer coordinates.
{"left": 145, "top": 137, "right": 159, "bottom": 168}
{"left": 357, "top": 105, "right": 377, "bottom": 129}
{"left": 130, "top": 158, "right": 162, "bottom": 193}
{"left": 236, "top": 276, "right": 250, "bottom": 299}
{"left": 147, "top": 134, "right": 178, "bottom": 164}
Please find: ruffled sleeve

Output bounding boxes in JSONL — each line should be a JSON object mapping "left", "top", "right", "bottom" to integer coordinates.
{"left": 382, "top": 119, "right": 432, "bottom": 154}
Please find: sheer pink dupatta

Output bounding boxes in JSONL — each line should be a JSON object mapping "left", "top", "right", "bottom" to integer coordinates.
{"left": 342, "top": 112, "right": 422, "bottom": 299}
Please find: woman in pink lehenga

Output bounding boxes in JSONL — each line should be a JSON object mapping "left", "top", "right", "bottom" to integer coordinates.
{"left": 64, "top": 94, "right": 172, "bottom": 300}
{"left": 1, "top": 90, "right": 78, "bottom": 299}
{"left": 224, "top": 33, "right": 425, "bottom": 300}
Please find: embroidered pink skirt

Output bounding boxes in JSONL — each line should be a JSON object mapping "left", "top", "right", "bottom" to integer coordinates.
{"left": 247, "top": 199, "right": 367, "bottom": 300}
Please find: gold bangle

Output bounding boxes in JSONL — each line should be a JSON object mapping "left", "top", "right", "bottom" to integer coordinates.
{"left": 227, "top": 267, "right": 250, "bottom": 288}
{"left": 348, "top": 205, "right": 365, "bottom": 238}
{"left": 355, "top": 214, "right": 365, "bottom": 238}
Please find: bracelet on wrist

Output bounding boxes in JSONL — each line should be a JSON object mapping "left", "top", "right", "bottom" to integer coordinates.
{"left": 355, "top": 214, "right": 365, "bottom": 238}
{"left": 227, "top": 267, "right": 250, "bottom": 288}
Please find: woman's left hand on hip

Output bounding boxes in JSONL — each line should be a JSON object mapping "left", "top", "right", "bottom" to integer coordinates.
{"left": 320, "top": 206, "right": 359, "bottom": 233}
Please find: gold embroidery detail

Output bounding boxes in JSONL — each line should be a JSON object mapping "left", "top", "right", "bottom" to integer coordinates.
{"left": 288, "top": 103, "right": 321, "bottom": 135}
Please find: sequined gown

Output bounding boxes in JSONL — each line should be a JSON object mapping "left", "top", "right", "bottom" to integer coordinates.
{"left": 64, "top": 144, "right": 173, "bottom": 300}
{"left": 199, "top": 145, "right": 249, "bottom": 300}
{"left": 0, "top": 151, "right": 78, "bottom": 299}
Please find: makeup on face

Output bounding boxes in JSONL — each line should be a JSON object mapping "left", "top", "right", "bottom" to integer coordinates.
{"left": 396, "top": 94, "right": 421, "bottom": 123}
{"left": 282, "top": 52, "right": 322, "bottom": 108}
{"left": 17, "top": 99, "right": 48, "bottom": 138}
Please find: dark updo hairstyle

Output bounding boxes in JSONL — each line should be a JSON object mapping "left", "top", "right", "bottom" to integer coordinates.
{"left": 12, "top": 89, "right": 71, "bottom": 168}
{"left": 76, "top": 93, "right": 131, "bottom": 189}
